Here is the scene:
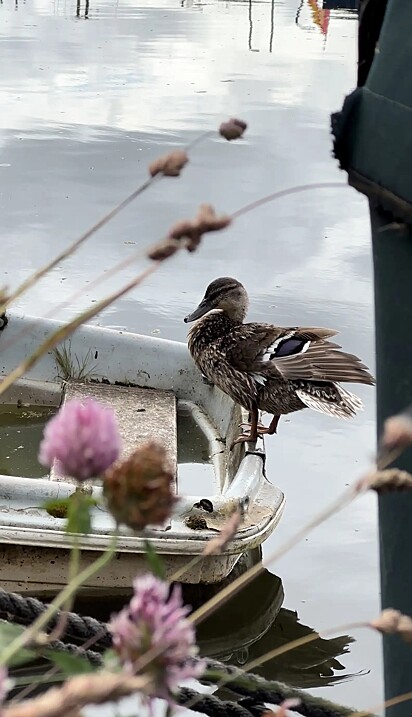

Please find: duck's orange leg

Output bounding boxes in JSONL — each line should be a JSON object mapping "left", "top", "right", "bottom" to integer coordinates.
{"left": 231, "top": 406, "right": 259, "bottom": 449}
{"left": 257, "top": 415, "right": 280, "bottom": 435}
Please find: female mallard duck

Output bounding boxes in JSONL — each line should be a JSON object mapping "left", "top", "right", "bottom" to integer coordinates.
{"left": 184, "top": 277, "right": 374, "bottom": 447}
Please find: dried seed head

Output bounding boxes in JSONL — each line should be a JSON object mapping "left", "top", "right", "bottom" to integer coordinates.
{"left": 169, "top": 220, "right": 197, "bottom": 241}
{"left": 147, "top": 238, "right": 180, "bottom": 261}
{"left": 168, "top": 204, "right": 231, "bottom": 252}
{"left": 398, "top": 615, "right": 412, "bottom": 644}
{"left": 371, "top": 608, "right": 401, "bottom": 634}
{"left": 364, "top": 468, "right": 412, "bottom": 494}
{"left": 195, "top": 203, "right": 232, "bottom": 234}
{"left": 149, "top": 150, "right": 189, "bottom": 178}
{"left": 104, "top": 440, "right": 177, "bottom": 531}
{"left": 219, "top": 118, "right": 248, "bottom": 141}
{"left": 377, "top": 408, "right": 412, "bottom": 467}
{"left": 370, "top": 608, "right": 412, "bottom": 644}
{"left": 202, "top": 508, "right": 242, "bottom": 556}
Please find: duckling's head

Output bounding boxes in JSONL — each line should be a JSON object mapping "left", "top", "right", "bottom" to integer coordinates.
{"left": 184, "top": 277, "right": 248, "bottom": 324}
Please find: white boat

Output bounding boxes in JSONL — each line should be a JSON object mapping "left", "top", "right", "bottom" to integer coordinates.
{"left": 0, "top": 313, "right": 285, "bottom": 595}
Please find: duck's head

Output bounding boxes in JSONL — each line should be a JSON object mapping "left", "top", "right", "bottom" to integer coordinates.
{"left": 184, "top": 277, "right": 248, "bottom": 324}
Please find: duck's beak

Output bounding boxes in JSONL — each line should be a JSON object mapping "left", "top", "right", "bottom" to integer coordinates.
{"left": 184, "top": 298, "right": 211, "bottom": 323}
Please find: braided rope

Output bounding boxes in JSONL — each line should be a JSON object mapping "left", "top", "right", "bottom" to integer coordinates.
{"left": 0, "top": 589, "right": 371, "bottom": 717}
{"left": 200, "top": 661, "right": 361, "bottom": 717}
{"left": 178, "top": 688, "right": 264, "bottom": 717}
{"left": 46, "top": 638, "right": 103, "bottom": 667}
{"left": 0, "top": 589, "right": 110, "bottom": 650}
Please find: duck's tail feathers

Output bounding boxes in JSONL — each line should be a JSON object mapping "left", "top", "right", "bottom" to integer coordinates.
{"left": 296, "top": 384, "right": 364, "bottom": 419}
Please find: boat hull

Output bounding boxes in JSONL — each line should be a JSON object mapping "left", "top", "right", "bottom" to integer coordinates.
{"left": 0, "top": 313, "right": 285, "bottom": 589}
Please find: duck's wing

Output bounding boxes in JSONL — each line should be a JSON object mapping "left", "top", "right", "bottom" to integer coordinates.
{"left": 222, "top": 325, "right": 375, "bottom": 386}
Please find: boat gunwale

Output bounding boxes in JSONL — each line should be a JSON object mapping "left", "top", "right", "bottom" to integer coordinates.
{"left": 0, "top": 493, "right": 285, "bottom": 556}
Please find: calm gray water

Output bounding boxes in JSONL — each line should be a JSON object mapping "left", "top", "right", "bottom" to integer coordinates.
{"left": 0, "top": 0, "right": 381, "bottom": 712}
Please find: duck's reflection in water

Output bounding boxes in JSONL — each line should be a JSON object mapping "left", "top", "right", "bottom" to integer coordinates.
{"left": 184, "top": 550, "right": 357, "bottom": 689}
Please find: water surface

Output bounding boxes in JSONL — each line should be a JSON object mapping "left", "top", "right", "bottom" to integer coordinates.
{"left": 0, "top": 405, "right": 54, "bottom": 477}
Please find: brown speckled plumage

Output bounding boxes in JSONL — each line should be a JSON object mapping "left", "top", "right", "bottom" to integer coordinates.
{"left": 184, "top": 277, "right": 375, "bottom": 446}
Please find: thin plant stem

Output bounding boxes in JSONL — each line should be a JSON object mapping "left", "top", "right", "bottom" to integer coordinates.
{"left": 232, "top": 181, "right": 347, "bottom": 219}
{"left": 65, "top": 491, "right": 82, "bottom": 612}
{"left": 349, "top": 691, "right": 412, "bottom": 717}
{"left": 93, "top": 466, "right": 383, "bottom": 703}
{"left": 202, "top": 670, "right": 363, "bottom": 717}
{"left": 10, "top": 669, "right": 61, "bottom": 705}
{"left": 243, "top": 620, "right": 365, "bottom": 674}
{"left": 101, "top": 558, "right": 195, "bottom": 686}
{"left": 0, "top": 177, "right": 160, "bottom": 316}
{"left": 169, "top": 555, "right": 201, "bottom": 584}
{"left": 10, "top": 618, "right": 108, "bottom": 705}
{"left": 3, "top": 672, "right": 150, "bottom": 717}
{"left": 0, "top": 244, "right": 147, "bottom": 356}
{"left": 190, "top": 483, "right": 360, "bottom": 626}
{"left": 117, "top": 471, "right": 385, "bottom": 707}
{"left": 0, "top": 534, "right": 118, "bottom": 668}
{"left": 0, "top": 127, "right": 217, "bottom": 317}
{"left": 0, "top": 262, "right": 159, "bottom": 399}
{"left": 1, "top": 182, "right": 349, "bottom": 360}
{"left": 116, "top": 484, "right": 365, "bottom": 687}
{"left": 186, "top": 130, "right": 215, "bottom": 151}
{"left": 67, "top": 539, "right": 81, "bottom": 608}
{"left": 46, "top": 534, "right": 81, "bottom": 644}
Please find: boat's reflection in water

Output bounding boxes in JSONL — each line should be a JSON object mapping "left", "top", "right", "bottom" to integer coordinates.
{"left": 184, "top": 548, "right": 355, "bottom": 689}
{"left": 8, "top": 548, "right": 356, "bottom": 698}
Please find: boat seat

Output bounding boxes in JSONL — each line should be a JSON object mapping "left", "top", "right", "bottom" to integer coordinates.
{"left": 50, "top": 382, "right": 177, "bottom": 484}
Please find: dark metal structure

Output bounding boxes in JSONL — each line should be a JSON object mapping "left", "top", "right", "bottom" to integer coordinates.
{"left": 332, "top": 1, "right": 412, "bottom": 714}
{"left": 322, "top": 1, "right": 358, "bottom": 9}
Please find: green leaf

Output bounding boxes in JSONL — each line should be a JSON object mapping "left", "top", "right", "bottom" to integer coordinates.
{"left": 67, "top": 493, "right": 97, "bottom": 535}
{"left": 45, "top": 650, "right": 95, "bottom": 676}
{"left": 43, "top": 497, "right": 70, "bottom": 520}
{"left": 144, "top": 540, "right": 166, "bottom": 579}
{"left": 0, "top": 621, "right": 36, "bottom": 667}
{"left": 102, "top": 649, "right": 121, "bottom": 671}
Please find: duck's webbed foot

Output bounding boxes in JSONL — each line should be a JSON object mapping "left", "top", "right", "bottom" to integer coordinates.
{"left": 239, "top": 414, "right": 280, "bottom": 437}
{"left": 239, "top": 421, "right": 268, "bottom": 432}
{"left": 231, "top": 432, "right": 255, "bottom": 449}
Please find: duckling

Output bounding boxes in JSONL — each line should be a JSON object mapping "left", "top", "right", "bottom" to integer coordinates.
{"left": 184, "top": 277, "right": 374, "bottom": 447}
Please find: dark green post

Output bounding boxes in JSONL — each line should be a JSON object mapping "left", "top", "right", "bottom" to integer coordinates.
{"left": 331, "top": 1, "right": 412, "bottom": 712}
{"left": 371, "top": 208, "right": 412, "bottom": 715}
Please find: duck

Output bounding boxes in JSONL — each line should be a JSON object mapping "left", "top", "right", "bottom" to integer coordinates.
{"left": 184, "top": 277, "right": 374, "bottom": 447}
